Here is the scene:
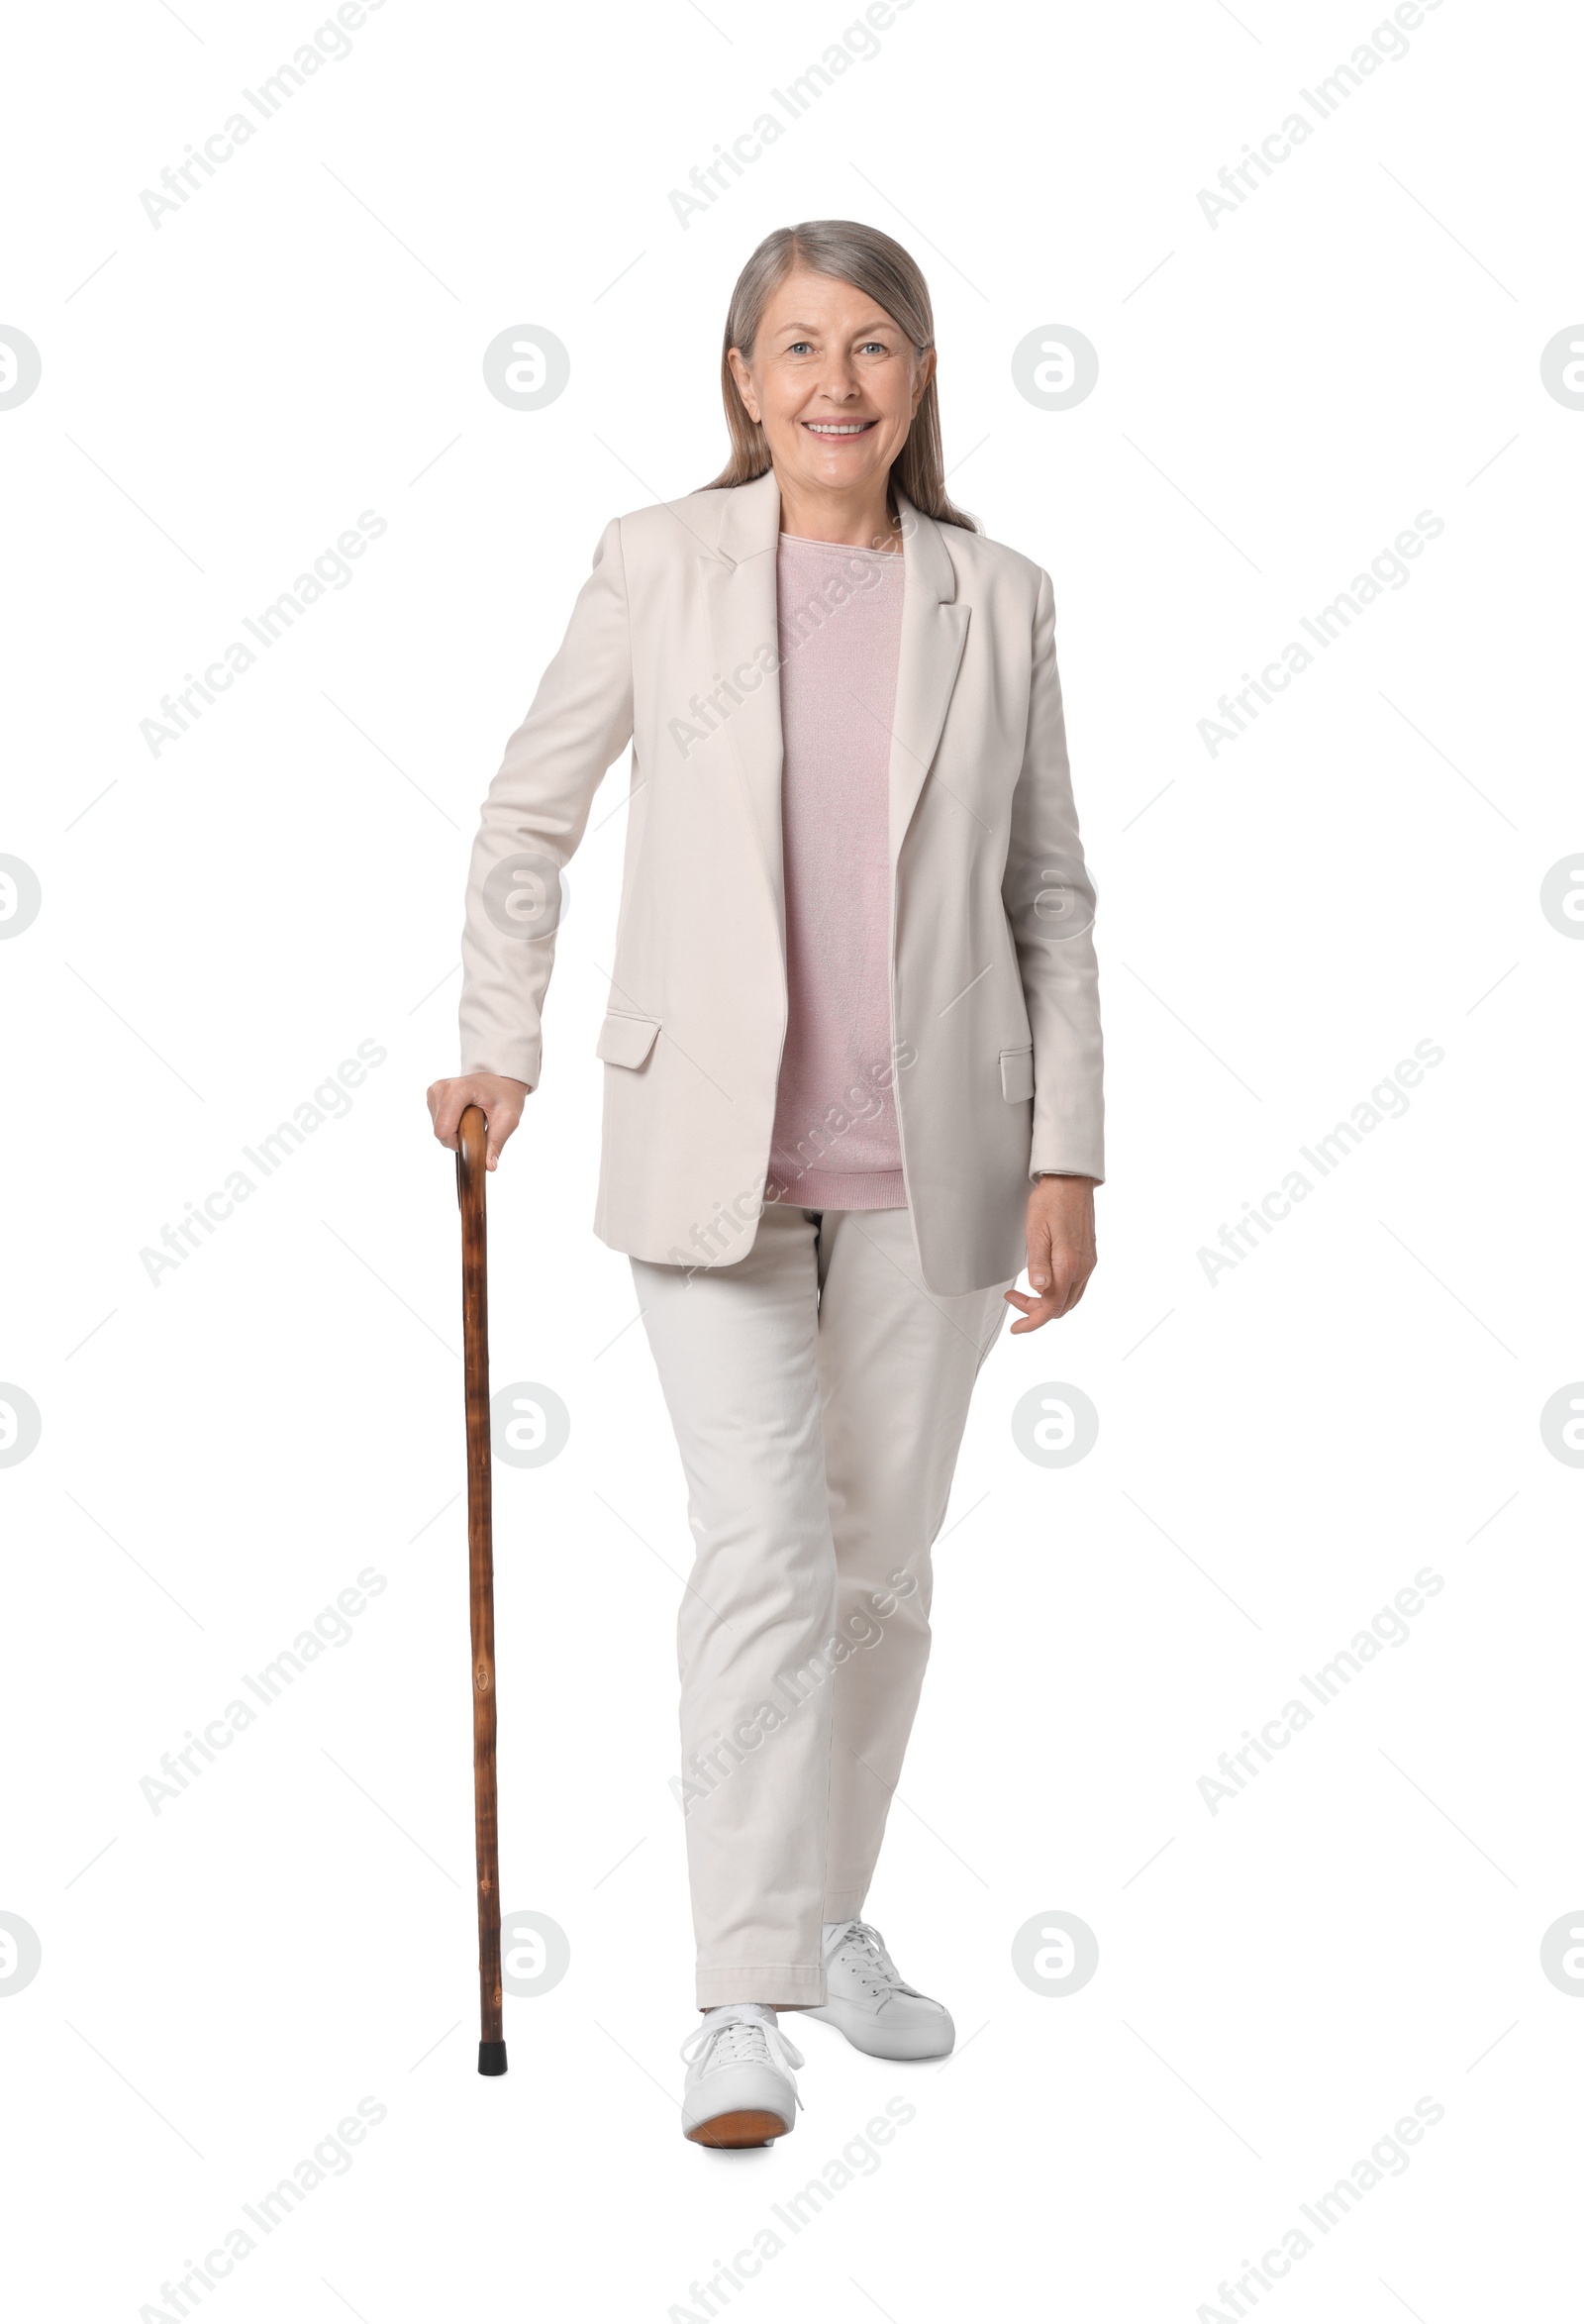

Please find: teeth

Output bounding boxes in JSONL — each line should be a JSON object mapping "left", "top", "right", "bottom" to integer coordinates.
{"left": 808, "top": 422, "right": 870, "bottom": 434}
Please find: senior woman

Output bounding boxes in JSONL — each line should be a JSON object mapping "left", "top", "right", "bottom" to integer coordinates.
{"left": 427, "top": 220, "right": 1104, "bottom": 2150}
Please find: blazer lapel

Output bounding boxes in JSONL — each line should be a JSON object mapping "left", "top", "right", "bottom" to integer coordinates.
{"left": 887, "top": 488, "right": 969, "bottom": 870}
{"left": 700, "top": 468, "right": 785, "bottom": 939}
{"left": 698, "top": 471, "right": 970, "bottom": 926}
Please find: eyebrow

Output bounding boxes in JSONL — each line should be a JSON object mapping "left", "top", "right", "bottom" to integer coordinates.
{"left": 773, "top": 321, "right": 893, "bottom": 339}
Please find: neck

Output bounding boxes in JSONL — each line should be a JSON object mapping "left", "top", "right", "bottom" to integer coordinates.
{"left": 772, "top": 467, "right": 901, "bottom": 553}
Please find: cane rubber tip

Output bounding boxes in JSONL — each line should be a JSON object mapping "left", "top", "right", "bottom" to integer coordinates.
{"left": 478, "top": 2041, "right": 508, "bottom": 2076}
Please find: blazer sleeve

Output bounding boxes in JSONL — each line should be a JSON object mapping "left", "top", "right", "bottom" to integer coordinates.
{"left": 1002, "top": 565, "right": 1105, "bottom": 1182}
{"left": 458, "top": 516, "right": 635, "bottom": 1086}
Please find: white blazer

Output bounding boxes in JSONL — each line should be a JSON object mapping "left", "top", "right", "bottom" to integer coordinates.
{"left": 458, "top": 467, "right": 1104, "bottom": 1295}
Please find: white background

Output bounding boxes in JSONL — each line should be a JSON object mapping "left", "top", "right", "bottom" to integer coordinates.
{"left": 4, "top": 1, "right": 1582, "bottom": 2316}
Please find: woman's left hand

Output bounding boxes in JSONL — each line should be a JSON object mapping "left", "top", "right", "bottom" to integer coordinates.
{"left": 1005, "top": 1175, "right": 1098, "bottom": 1333}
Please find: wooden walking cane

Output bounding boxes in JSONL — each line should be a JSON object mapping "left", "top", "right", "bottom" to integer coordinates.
{"left": 455, "top": 1102, "right": 507, "bottom": 2076}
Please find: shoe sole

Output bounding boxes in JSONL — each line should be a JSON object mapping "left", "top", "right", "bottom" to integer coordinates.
{"left": 685, "top": 2108, "right": 791, "bottom": 2149}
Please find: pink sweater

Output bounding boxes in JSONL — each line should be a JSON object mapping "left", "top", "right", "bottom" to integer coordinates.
{"left": 766, "top": 532, "right": 906, "bottom": 1210}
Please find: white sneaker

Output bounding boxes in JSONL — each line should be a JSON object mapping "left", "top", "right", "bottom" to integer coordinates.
{"left": 804, "top": 1920, "right": 955, "bottom": 2061}
{"left": 679, "top": 2005, "right": 804, "bottom": 2147}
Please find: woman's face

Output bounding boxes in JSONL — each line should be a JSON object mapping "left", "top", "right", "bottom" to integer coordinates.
{"left": 728, "top": 266, "right": 933, "bottom": 510}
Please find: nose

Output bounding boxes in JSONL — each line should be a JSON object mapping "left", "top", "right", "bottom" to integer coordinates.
{"left": 813, "top": 354, "right": 864, "bottom": 404}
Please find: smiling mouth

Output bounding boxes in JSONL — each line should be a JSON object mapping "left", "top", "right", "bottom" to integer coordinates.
{"left": 803, "top": 419, "right": 878, "bottom": 437}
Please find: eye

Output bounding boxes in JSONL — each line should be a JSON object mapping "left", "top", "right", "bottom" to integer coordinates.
{"left": 858, "top": 341, "right": 887, "bottom": 354}
{"left": 786, "top": 340, "right": 814, "bottom": 354}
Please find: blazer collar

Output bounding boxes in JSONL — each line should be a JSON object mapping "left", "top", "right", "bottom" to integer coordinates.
{"left": 707, "top": 462, "right": 957, "bottom": 606}
{"left": 699, "top": 467, "right": 970, "bottom": 921}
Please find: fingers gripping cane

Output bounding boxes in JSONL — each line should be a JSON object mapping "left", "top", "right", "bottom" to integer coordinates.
{"left": 455, "top": 1104, "right": 507, "bottom": 2075}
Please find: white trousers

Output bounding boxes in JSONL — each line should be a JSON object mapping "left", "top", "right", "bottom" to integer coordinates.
{"left": 632, "top": 1203, "right": 1009, "bottom": 2008}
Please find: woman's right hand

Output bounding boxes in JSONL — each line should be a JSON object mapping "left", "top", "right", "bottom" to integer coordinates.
{"left": 426, "top": 1073, "right": 532, "bottom": 1171}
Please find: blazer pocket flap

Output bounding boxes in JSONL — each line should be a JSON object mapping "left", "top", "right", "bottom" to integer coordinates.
{"left": 596, "top": 1011, "right": 661, "bottom": 1069}
{"left": 1000, "top": 1045, "right": 1035, "bottom": 1103}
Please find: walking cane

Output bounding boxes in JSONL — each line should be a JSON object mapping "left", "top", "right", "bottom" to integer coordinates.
{"left": 455, "top": 1102, "right": 507, "bottom": 2075}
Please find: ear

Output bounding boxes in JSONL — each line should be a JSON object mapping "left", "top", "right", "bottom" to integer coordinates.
{"left": 911, "top": 345, "right": 937, "bottom": 414}
{"left": 726, "top": 346, "right": 759, "bottom": 422}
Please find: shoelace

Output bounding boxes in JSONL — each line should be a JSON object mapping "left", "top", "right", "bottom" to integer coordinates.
{"left": 680, "top": 2005, "right": 806, "bottom": 2095}
{"left": 825, "top": 1919, "right": 923, "bottom": 2001}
